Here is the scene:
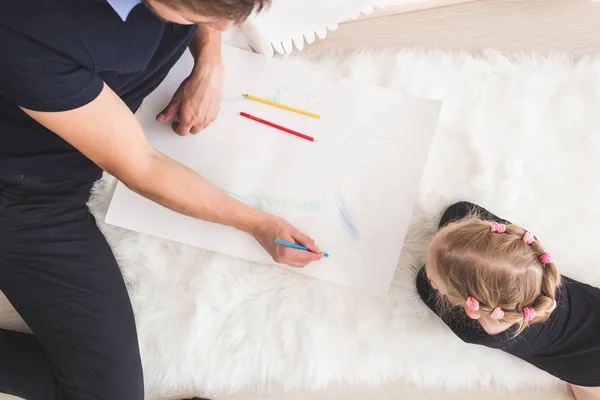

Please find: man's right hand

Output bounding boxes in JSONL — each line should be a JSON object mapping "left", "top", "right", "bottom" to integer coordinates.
{"left": 20, "top": 82, "right": 323, "bottom": 268}
{"left": 250, "top": 214, "right": 324, "bottom": 268}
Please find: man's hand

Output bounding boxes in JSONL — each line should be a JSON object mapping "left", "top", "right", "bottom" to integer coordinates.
{"left": 157, "top": 25, "right": 224, "bottom": 135}
{"left": 156, "top": 58, "right": 224, "bottom": 135}
{"left": 251, "top": 215, "right": 324, "bottom": 268}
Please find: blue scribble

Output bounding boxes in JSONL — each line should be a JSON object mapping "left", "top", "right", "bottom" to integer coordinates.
{"left": 337, "top": 193, "right": 360, "bottom": 239}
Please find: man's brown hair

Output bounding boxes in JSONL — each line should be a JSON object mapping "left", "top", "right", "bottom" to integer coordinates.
{"left": 157, "top": 0, "right": 271, "bottom": 22}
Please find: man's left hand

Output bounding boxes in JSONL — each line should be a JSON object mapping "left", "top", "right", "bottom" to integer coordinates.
{"left": 157, "top": 53, "right": 224, "bottom": 136}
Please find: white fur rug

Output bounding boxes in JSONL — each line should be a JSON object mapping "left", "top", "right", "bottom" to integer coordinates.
{"left": 89, "top": 49, "right": 600, "bottom": 396}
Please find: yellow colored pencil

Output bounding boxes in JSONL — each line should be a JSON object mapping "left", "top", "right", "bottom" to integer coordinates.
{"left": 242, "top": 94, "right": 320, "bottom": 119}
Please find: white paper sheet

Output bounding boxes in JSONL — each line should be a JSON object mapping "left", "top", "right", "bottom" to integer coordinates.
{"left": 105, "top": 46, "right": 442, "bottom": 297}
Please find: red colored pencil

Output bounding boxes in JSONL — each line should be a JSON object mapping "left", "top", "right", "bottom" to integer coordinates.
{"left": 239, "top": 112, "right": 315, "bottom": 142}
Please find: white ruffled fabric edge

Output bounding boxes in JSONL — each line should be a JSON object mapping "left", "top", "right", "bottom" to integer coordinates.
{"left": 222, "top": 0, "right": 404, "bottom": 57}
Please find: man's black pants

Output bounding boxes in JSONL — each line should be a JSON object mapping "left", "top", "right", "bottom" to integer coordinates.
{"left": 0, "top": 172, "right": 144, "bottom": 400}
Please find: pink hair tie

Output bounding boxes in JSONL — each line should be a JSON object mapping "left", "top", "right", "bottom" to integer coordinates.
{"left": 522, "top": 232, "right": 534, "bottom": 245}
{"left": 539, "top": 253, "right": 554, "bottom": 265}
{"left": 490, "top": 307, "right": 504, "bottom": 320}
{"left": 523, "top": 307, "right": 536, "bottom": 322}
{"left": 490, "top": 222, "right": 506, "bottom": 233}
{"left": 546, "top": 299, "right": 557, "bottom": 313}
{"left": 465, "top": 296, "right": 480, "bottom": 311}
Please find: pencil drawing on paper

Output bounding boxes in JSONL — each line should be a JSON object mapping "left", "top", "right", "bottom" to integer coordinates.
{"left": 280, "top": 86, "right": 323, "bottom": 105}
{"left": 223, "top": 89, "right": 282, "bottom": 103}
{"left": 224, "top": 190, "right": 323, "bottom": 212}
{"left": 265, "top": 89, "right": 281, "bottom": 103}
{"left": 336, "top": 192, "right": 360, "bottom": 239}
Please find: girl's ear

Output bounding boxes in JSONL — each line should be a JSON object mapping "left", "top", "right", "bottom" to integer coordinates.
{"left": 464, "top": 306, "right": 481, "bottom": 320}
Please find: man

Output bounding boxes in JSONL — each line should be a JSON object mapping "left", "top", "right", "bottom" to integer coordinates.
{"left": 0, "top": 1, "right": 324, "bottom": 399}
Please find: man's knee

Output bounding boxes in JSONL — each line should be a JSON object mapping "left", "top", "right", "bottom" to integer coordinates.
{"left": 59, "top": 314, "right": 144, "bottom": 400}
{"left": 93, "top": 317, "right": 144, "bottom": 400}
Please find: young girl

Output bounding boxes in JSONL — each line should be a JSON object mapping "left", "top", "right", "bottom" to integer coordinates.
{"left": 417, "top": 202, "right": 600, "bottom": 400}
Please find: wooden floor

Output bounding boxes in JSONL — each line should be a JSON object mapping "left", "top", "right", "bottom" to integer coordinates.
{"left": 155, "top": 384, "right": 574, "bottom": 400}
{"left": 357, "top": 0, "right": 481, "bottom": 20}
{"left": 306, "top": 0, "right": 600, "bottom": 56}
{"left": 1, "top": 0, "right": 598, "bottom": 399}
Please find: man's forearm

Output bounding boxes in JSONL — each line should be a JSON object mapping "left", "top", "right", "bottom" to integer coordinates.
{"left": 127, "top": 149, "right": 264, "bottom": 234}
{"left": 189, "top": 25, "right": 222, "bottom": 71}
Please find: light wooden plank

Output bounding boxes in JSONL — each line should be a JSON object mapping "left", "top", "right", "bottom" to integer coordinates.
{"left": 353, "top": 0, "right": 482, "bottom": 21}
{"left": 306, "top": 0, "right": 600, "bottom": 56}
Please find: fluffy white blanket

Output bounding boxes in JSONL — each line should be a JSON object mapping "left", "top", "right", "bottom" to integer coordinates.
{"left": 89, "top": 49, "right": 600, "bottom": 396}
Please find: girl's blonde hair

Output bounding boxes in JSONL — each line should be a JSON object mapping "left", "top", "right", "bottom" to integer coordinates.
{"left": 428, "top": 215, "right": 561, "bottom": 335}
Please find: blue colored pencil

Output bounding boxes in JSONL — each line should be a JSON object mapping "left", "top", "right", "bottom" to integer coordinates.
{"left": 274, "top": 239, "right": 329, "bottom": 258}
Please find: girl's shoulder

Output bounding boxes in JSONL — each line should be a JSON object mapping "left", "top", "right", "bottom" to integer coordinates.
{"left": 416, "top": 267, "right": 484, "bottom": 341}
{"left": 438, "top": 202, "right": 508, "bottom": 229}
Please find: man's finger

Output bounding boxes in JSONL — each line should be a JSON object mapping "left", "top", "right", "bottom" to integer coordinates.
{"left": 291, "top": 230, "right": 320, "bottom": 253}
{"left": 171, "top": 121, "right": 190, "bottom": 136}
{"left": 198, "top": 118, "right": 212, "bottom": 132}
{"left": 284, "top": 247, "right": 321, "bottom": 264}
{"left": 288, "top": 262, "right": 307, "bottom": 269}
{"left": 283, "top": 256, "right": 309, "bottom": 268}
{"left": 190, "top": 126, "right": 202, "bottom": 135}
{"left": 274, "top": 248, "right": 303, "bottom": 267}
{"left": 157, "top": 100, "right": 179, "bottom": 123}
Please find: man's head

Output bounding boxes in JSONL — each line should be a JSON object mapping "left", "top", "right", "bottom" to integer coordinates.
{"left": 144, "top": 0, "right": 270, "bottom": 30}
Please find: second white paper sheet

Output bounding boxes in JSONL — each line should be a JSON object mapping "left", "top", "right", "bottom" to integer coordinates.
{"left": 105, "top": 46, "right": 442, "bottom": 297}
